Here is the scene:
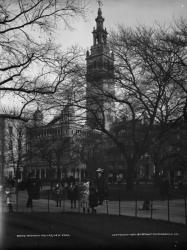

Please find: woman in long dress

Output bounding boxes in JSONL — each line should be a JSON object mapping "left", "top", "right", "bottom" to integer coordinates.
{"left": 80, "top": 181, "right": 90, "bottom": 213}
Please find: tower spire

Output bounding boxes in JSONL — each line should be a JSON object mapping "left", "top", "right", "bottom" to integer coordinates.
{"left": 92, "top": 1, "right": 107, "bottom": 46}
{"left": 86, "top": 2, "right": 115, "bottom": 131}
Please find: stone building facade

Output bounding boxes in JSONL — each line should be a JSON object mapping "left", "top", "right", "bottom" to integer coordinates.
{"left": 0, "top": 114, "right": 26, "bottom": 183}
{"left": 26, "top": 105, "right": 86, "bottom": 182}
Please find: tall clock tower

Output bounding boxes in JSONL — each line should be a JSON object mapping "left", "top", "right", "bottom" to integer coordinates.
{"left": 86, "top": 6, "right": 115, "bottom": 131}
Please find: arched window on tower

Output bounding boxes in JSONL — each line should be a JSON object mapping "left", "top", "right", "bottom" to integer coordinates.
{"left": 102, "top": 33, "right": 107, "bottom": 44}
{"left": 96, "top": 34, "right": 99, "bottom": 44}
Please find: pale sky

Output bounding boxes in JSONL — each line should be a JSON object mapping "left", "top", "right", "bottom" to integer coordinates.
{"left": 0, "top": 0, "right": 187, "bottom": 114}
{"left": 55, "top": 0, "right": 187, "bottom": 50}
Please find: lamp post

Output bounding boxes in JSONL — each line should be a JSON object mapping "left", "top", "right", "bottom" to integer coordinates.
{"left": 141, "top": 153, "right": 151, "bottom": 210}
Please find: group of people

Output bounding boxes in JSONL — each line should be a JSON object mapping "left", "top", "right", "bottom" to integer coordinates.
{"left": 0, "top": 174, "right": 41, "bottom": 212}
{"left": 2, "top": 170, "right": 108, "bottom": 213}
{"left": 53, "top": 182, "right": 78, "bottom": 208}
{"left": 80, "top": 180, "right": 99, "bottom": 214}
{"left": 53, "top": 177, "right": 108, "bottom": 214}
{"left": 3, "top": 178, "right": 15, "bottom": 213}
{"left": 0, "top": 177, "right": 17, "bottom": 213}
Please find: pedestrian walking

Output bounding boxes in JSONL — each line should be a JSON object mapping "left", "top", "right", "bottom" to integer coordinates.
{"left": 96, "top": 169, "right": 107, "bottom": 205}
{"left": 5, "top": 188, "right": 14, "bottom": 213}
{"left": 54, "top": 183, "right": 62, "bottom": 207}
{"left": 89, "top": 182, "right": 98, "bottom": 214}
{"left": 159, "top": 175, "right": 169, "bottom": 200}
{"left": 68, "top": 183, "right": 78, "bottom": 209}
{"left": 80, "top": 181, "right": 90, "bottom": 213}
{"left": 25, "top": 173, "right": 40, "bottom": 208}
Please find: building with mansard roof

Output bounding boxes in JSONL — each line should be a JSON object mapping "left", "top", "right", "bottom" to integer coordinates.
{"left": 26, "top": 103, "right": 87, "bottom": 182}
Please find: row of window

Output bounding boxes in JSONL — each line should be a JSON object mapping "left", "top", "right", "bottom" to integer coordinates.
{"left": 88, "top": 60, "right": 114, "bottom": 71}
{"left": 32, "top": 129, "right": 82, "bottom": 139}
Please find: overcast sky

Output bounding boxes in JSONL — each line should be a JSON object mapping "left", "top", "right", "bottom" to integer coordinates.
{"left": 55, "top": 0, "right": 187, "bottom": 50}
{"left": 1, "top": 0, "right": 186, "bottom": 114}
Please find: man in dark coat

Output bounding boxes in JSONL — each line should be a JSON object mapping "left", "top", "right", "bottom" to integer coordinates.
{"left": 96, "top": 170, "right": 108, "bottom": 205}
{"left": 54, "top": 183, "right": 62, "bottom": 207}
{"left": 26, "top": 173, "right": 40, "bottom": 208}
{"left": 68, "top": 183, "right": 78, "bottom": 209}
{"left": 89, "top": 183, "right": 98, "bottom": 214}
{"left": 159, "top": 175, "right": 169, "bottom": 200}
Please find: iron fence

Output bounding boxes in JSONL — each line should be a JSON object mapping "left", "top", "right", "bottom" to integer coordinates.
{"left": 1, "top": 187, "right": 187, "bottom": 226}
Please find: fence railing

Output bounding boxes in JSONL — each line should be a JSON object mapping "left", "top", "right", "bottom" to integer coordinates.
{"left": 1, "top": 188, "right": 187, "bottom": 226}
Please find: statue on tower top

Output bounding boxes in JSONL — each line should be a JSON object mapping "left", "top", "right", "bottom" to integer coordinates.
{"left": 97, "top": 0, "right": 103, "bottom": 8}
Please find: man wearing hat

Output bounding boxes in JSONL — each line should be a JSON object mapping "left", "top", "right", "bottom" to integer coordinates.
{"left": 96, "top": 168, "right": 107, "bottom": 205}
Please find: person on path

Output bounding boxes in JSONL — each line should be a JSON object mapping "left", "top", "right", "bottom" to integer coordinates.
{"left": 80, "top": 181, "right": 90, "bottom": 213}
{"left": 5, "top": 187, "right": 14, "bottom": 213}
{"left": 89, "top": 182, "right": 98, "bottom": 214}
{"left": 159, "top": 175, "right": 169, "bottom": 200}
{"left": 25, "top": 173, "right": 40, "bottom": 208}
{"left": 68, "top": 183, "right": 78, "bottom": 209}
{"left": 54, "top": 183, "right": 62, "bottom": 207}
{"left": 96, "top": 170, "right": 108, "bottom": 205}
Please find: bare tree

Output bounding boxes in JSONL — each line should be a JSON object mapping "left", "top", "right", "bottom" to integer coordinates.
{"left": 110, "top": 21, "right": 186, "bottom": 189}
{"left": 76, "top": 20, "right": 187, "bottom": 190}
{"left": 22, "top": 15, "right": 186, "bottom": 190}
{"left": 0, "top": 0, "right": 86, "bottom": 119}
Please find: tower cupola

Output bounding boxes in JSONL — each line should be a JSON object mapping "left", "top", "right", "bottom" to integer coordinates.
{"left": 95, "top": 8, "right": 104, "bottom": 29}
{"left": 92, "top": 6, "right": 108, "bottom": 46}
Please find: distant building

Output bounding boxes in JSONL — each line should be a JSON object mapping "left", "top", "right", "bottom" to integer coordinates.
{"left": 0, "top": 114, "right": 26, "bottom": 183}
{"left": 26, "top": 104, "right": 86, "bottom": 181}
{"left": 25, "top": 6, "right": 117, "bottom": 182}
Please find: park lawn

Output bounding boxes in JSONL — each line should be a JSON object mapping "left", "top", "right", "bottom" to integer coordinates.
{"left": 2, "top": 212, "right": 187, "bottom": 249}
{"left": 39, "top": 183, "right": 187, "bottom": 201}
{"left": 108, "top": 183, "right": 187, "bottom": 200}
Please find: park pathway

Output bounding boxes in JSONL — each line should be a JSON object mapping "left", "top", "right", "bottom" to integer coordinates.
{"left": 1, "top": 190, "right": 186, "bottom": 225}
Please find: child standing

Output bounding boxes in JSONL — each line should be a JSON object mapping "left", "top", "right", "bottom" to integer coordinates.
{"left": 5, "top": 189, "right": 13, "bottom": 213}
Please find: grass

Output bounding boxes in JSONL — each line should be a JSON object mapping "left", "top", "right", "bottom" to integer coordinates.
{"left": 39, "top": 183, "right": 187, "bottom": 201}
{"left": 108, "top": 184, "right": 186, "bottom": 200}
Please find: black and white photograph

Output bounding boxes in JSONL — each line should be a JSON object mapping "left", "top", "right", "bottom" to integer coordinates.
{"left": 0, "top": 0, "right": 187, "bottom": 249}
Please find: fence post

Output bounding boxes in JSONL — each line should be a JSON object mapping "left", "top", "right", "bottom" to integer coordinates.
{"left": 167, "top": 193, "right": 170, "bottom": 222}
{"left": 63, "top": 197, "right": 65, "bottom": 212}
{"left": 47, "top": 190, "right": 50, "bottom": 212}
{"left": 118, "top": 190, "right": 121, "bottom": 216}
{"left": 16, "top": 189, "right": 18, "bottom": 212}
{"left": 150, "top": 200, "right": 153, "bottom": 219}
{"left": 135, "top": 198, "right": 137, "bottom": 217}
{"left": 31, "top": 201, "right": 33, "bottom": 212}
{"left": 78, "top": 198, "right": 80, "bottom": 214}
{"left": 106, "top": 200, "right": 109, "bottom": 215}
{"left": 184, "top": 195, "right": 187, "bottom": 225}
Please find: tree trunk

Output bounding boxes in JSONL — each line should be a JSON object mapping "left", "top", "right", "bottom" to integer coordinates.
{"left": 153, "top": 159, "right": 160, "bottom": 187}
{"left": 56, "top": 152, "right": 61, "bottom": 182}
{"left": 126, "top": 161, "right": 135, "bottom": 190}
